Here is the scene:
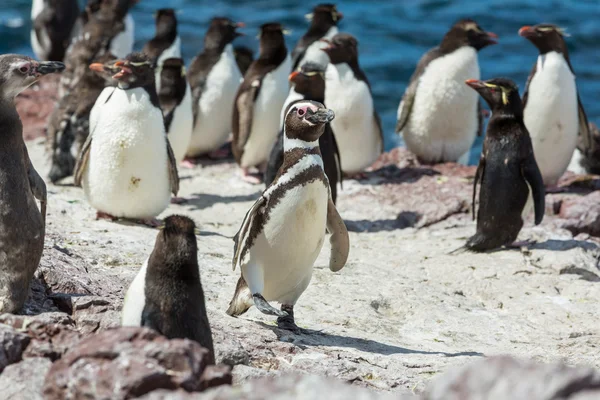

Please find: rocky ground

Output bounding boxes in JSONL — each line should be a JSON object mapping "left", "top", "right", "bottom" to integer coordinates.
{"left": 1, "top": 80, "right": 600, "bottom": 398}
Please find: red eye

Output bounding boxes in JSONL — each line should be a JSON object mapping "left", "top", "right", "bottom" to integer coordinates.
{"left": 298, "top": 108, "right": 305, "bottom": 116}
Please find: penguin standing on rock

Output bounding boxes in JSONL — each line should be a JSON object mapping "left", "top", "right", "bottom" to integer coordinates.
{"left": 291, "top": 3, "right": 343, "bottom": 71}
{"left": 158, "top": 58, "right": 193, "bottom": 164}
{"left": 265, "top": 63, "right": 342, "bottom": 203}
{"left": 396, "top": 19, "right": 497, "bottom": 164}
{"left": 232, "top": 23, "right": 292, "bottom": 183}
{"left": 0, "top": 55, "right": 64, "bottom": 313}
{"left": 227, "top": 100, "right": 349, "bottom": 331}
{"left": 462, "top": 78, "right": 545, "bottom": 252}
{"left": 322, "top": 33, "right": 383, "bottom": 175}
{"left": 122, "top": 215, "right": 215, "bottom": 364}
{"left": 30, "top": 0, "right": 80, "bottom": 62}
{"left": 519, "top": 24, "right": 590, "bottom": 188}
{"left": 186, "top": 18, "right": 244, "bottom": 159}
{"left": 74, "top": 53, "right": 179, "bottom": 225}
{"left": 142, "top": 9, "right": 181, "bottom": 92}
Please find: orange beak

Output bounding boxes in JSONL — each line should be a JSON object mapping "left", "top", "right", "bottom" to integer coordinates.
{"left": 236, "top": 22, "right": 245, "bottom": 28}
{"left": 289, "top": 71, "right": 300, "bottom": 82}
{"left": 89, "top": 63, "right": 104, "bottom": 72}
{"left": 519, "top": 26, "right": 534, "bottom": 38}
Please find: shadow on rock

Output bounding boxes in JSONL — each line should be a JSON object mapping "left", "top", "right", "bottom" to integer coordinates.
{"left": 529, "top": 239, "right": 600, "bottom": 252}
{"left": 356, "top": 165, "right": 440, "bottom": 186}
{"left": 346, "top": 211, "right": 422, "bottom": 232}
{"left": 185, "top": 192, "right": 261, "bottom": 211}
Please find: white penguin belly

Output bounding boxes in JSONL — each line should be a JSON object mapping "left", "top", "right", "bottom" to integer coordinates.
{"left": 167, "top": 83, "right": 193, "bottom": 163}
{"left": 297, "top": 26, "right": 337, "bottom": 69}
{"left": 83, "top": 87, "right": 171, "bottom": 219}
{"left": 524, "top": 52, "right": 578, "bottom": 186}
{"left": 241, "top": 55, "right": 292, "bottom": 168}
{"left": 401, "top": 47, "right": 480, "bottom": 163}
{"left": 247, "top": 180, "right": 328, "bottom": 303}
{"left": 188, "top": 44, "right": 242, "bottom": 156}
{"left": 326, "top": 63, "right": 382, "bottom": 173}
{"left": 121, "top": 259, "right": 148, "bottom": 326}
{"left": 110, "top": 13, "right": 134, "bottom": 58}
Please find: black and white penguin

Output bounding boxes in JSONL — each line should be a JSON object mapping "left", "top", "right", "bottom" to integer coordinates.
{"left": 108, "top": 0, "right": 136, "bottom": 59}
{"left": 74, "top": 53, "right": 179, "bottom": 224}
{"left": 265, "top": 63, "right": 342, "bottom": 203}
{"left": 122, "top": 215, "right": 215, "bottom": 363}
{"left": 142, "top": 8, "right": 181, "bottom": 92}
{"left": 395, "top": 19, "right": 497, "bottom": 164}
{"left": 519, "top": 24, "right": 591, "bottom": 187}
{"left": 234, "top": 45, "right": 254, "bottom": 76}
{"left": 158, "top": 58, "right": 193, "bottom": 164}
{"left": 226, "top": 100, "right": 349, "bottom": 331}
{"left": 30, "top": 0, "right": 80, "bottom": 61}
{"left": 463, "top": 78, "right": 545, "bottom": 252}
{"left": 322, "top": 33, "right": 383, "bottom": 175}
{"left": 291, "top": 3, "right": 343, "bottom": 71}
{"left": 0, "top": 55, "right": 64, "bottom": 312}
{"left": 186, "top": 18, "right": 244, "bottom": 158}
{"left": 47, "top": 52, "right": 116, "bottom": 183}
{"left": 232, "top": 23, "right": 292, "bottom": 182}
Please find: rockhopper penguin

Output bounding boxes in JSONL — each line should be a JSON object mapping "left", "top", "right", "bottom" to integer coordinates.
{"left": 0, "top": 55, "right": 64, "bottom": 313}
{"left": 142, "top": 8, "right": 181, "bottom": 92}
{"left": 121, "top": 215, "right": 215, "bottom": 364}
{"left": 74, "top": 53, "right": 179, "bottom": 224}
{"left": 464, "top": 78, "right": 545, "bottom": 252}
{"left": 396, "top": 19, "right": 497, "bottom": 164}
{"left": 226, "top": 100, "right": 349, "bottom": 331}
{"left": 519, "top": 24, "right": 591, "bottom": 187}
{"left": 232, "top": 23, "right": 292, "bottom": 183}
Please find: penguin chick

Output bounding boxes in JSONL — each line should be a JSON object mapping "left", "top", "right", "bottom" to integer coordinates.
{"left": 265, "top": 62, "right": 342, "bottom": 203}
{"left": 74, "top": 53, "right": 179, "bottom": 223}
{"left": 520, "top": 24, "right": 590, "bottom": 187}
{"left": 464, "top": 78, "right": 545, "bottom": 252}
{"left": 227, "top": 100, "right": 349, "bottom": 331}
{"left": 0, "top": 55, "right": 64, "bottom": 313}
{"left": 31, "top": 0, "right": 80, "bottom": 62}
{"left": 122, "top": 215, "right": 215, "bottom": 363}
{"left": 158, "top": 58, "right": 193, "bottom": 164}
{"left": 396, "top": 19, "right": 497, "bottom": 164}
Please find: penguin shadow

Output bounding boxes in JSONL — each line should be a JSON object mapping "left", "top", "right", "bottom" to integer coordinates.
{"left": 185, "top": 191, "right": 262, "bottom": 211}
{"left": 525, "top": 239, "right": 599, "bottom": 252}
{"left": 255, "top": 322, "right": 483, "bottom": 358}
{"left": 345, "top": 211, "right": 421, "bottom": 233}
{"left": 353, "top": 165, "right": 440, "bottom": 186}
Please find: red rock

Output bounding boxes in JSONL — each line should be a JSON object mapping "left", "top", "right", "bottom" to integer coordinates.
{"left": 15, "top": 74, "right": 59, "bottom": 141}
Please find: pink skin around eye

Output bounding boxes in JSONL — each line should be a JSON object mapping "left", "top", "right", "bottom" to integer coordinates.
{"left": 297, "top": 104, "right": 318, "bottom": 117}
{"left": 18, "top": 62, "right": 31, "bottom": 74}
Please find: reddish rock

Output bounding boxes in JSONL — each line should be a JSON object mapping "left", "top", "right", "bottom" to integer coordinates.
{"left": 557, "top": 191, "right": 600, "bottom": 237}
{"left": 0, "top": 357, "right": 52, "bottom": 400}
{"left": 15, "top": 74, "right": 59, "bottom": 141}
{"left": 43, "top": 327, "right": 230, "bottom": 400}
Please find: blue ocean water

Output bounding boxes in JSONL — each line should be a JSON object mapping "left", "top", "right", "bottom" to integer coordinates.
{"left": 2, "top": 0, "right": 599, "bottom": 164}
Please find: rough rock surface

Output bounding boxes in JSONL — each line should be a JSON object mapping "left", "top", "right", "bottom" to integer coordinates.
{"left": 43, "top": 327, "right": 229, "bottom": 400}
{"left": 0, "top": 357, "right": 52, "bottom": 400}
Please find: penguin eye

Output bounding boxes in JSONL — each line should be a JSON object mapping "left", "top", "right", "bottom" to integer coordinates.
{"left": 18, "top": 64, "right": 30, "bottom": 74}
{"left": 297, "top": 108, "right": 306, "bottom": 117}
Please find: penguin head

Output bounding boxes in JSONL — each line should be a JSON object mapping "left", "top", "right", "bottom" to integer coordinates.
{"left": 308, "top": 4, "right": 343, "bottom": 26}
{"left": 519, "top": 24, "right": 569, "bottom": 55}
{"left": 289, "top": 62, "right": 326, "bottom": 98}
{"left": 158, "top": 58, "right": 186, "bottom": 97}
{"left": 88, "top": 52, "right": 118, "bottom": 84}
{"left": 86, "top": 0, "right": 137, "bottom": 21}
{"left": 109, "top": 53, "right": 155, "bottom": 88}
{"left": 465, "top": 78, "right": 522, "bottom": 117}
{"left": 284, "top": 100, "right": 335, "bottom": 142}
{"left": 0, "top": 54, "right": 64, "bottom": 99}
{"left": 321, "top": 33, "right": 358, "bottom": 65}
{"left": 153, "top": 215, "right": 199, "bottom": 275}
{"left": 154, "top": 9, "right": 177, "bottom": 39}
{"left": 441, "top": 19, "right": 498, "bottom": 52}
{"left": 258, "top": 23, "right": 287, "bottom": 56}
{"left": 205, "top": 18, "right": 245, "bottom": 50}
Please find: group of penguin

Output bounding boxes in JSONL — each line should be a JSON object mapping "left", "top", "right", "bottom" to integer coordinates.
{"left": 0, "top": 0, "right": 591, "bottom": 360}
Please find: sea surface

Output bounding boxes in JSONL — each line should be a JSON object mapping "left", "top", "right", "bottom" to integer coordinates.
{"left": 2, "top": 0, "right": 600, "bottom": 164}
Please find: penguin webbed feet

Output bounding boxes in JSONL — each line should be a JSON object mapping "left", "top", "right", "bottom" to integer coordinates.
{"left": 277, "top": 304, "right": 302, "bottom": 332}
{"left": 252, "top": 293, "right": 288, "bottom": 317}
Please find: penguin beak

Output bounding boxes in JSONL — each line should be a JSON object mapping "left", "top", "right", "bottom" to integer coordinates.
{"left": 235, "top": 22, "right": 245, "bottom": 36}
{"left": 465, "top": 79, "right": 486, "bottom": 91}
{"left": 112, "top": 60, "right": 132, "bottom": 80}
{"left": 89, "top": 63, "right": 104, "bottom": 72}
{"left": 483, "top": 31, "right": 498, "bottom": 45}
{"left": 288, "top": 71, "right": 301, "bottom": 82}
{"left": 305, "top": 108, "right": 335, "bottom": 124}
{"left": 518, "top": 26, "right": 536, "bottom": 38}
{"left": 34, "top": 61, "right": 65, "bottom": 76}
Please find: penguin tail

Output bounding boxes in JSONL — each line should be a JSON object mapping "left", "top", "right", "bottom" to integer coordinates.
{"left": 226, "top": 276, "right": 253, "bottom": 317}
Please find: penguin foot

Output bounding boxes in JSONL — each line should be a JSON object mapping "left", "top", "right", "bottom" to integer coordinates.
{"left": 96, "top": 211, "right": 118, "bottom": 221}
{"left": 241, "top": 168, "right": 263, "bottom": 184}
{"left": 170, "top": 197, "right": 188, "bottom": 204}
{"left": 252, "top": 294, "right": 287, "bottom": 317}
{"left": 180, "top": 159, "right": 197, "bottom": 169}
{"left": 277, "top": 304, "right": 300, "bottom": 332}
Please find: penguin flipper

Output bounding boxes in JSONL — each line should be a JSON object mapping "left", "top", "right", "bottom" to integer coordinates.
{"left": 395, "top": 47, "right": 443, "bottom": 134}
{"left": 576, "top": 93, "right": 592, "bottom": 155}
{"left": 331, "top": 127, "right": 343, "bottom": 191}
{"left": 264, "top": 130, "right": 284, "bottom": 187}
{"left": 74, "top": 131, "right": 93, "bottom": 187}
{"left": 232, "top": 196, "right": 266, "bottom": 271}
{"left": 472, "top": 154, "right": 485, "bottom": 221}
{"left": 521, "top": 151, "right": 545, "bottom": 225}
{"left": 522, "top": 62, "right": 537, "bottom": 108}
{"left": 166, "top": 140, "right": 180, "bottom": 196}
{"left": 373, "top": 110, "right": 385, "bottom": 153}
{"left": 326, "top": 197, "right": 349, "bottom": 272}
{"left": 232, "top": 82, "right": 261, "bottom": 164}
{"left": 24, "top": 144, "right": 47, "bottom": 225}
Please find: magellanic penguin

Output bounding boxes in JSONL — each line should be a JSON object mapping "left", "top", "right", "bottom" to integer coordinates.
{"left": 265, "top": 63, "right": 342, "bottom": 203}
{"left": 142, "top": 8, "right": 181, "bottom": 92}
{"left": 74, "top": 53, "right": 179, "bottom": 224}
{"left": 519, "top": 24, "right": 591, "bottom": 187}
{"left": 322, "top": 33, "right": 383, "bottom": 175}
{"left": 463, "top": 78, "right": 545, "bottom": 252}
{"left": 232, "top": 23, "right": 292, "bottom": 183}
{"left": 395, "top": 19, "right": 497, "bottom": 164}
{"left": 186, "top": 18, "right": 244, "bottom": 158}
{"left": 0, "top": 55, "right": 64, "bottom": 313}
{"left": 226, "top": 100, "right": 349, "bottom": 331}
{"left": 30, "top": 0, "right": 80, "bottom": 61}
{"left": 122, "top": 215, "right": 215, "bottom": 363}
{"left": 291, "top": 3, "right": 343, "bottom": 71}
{"left": 158, "top": 58, "right": 193, "bottom": 164}
{"left": 47, "top": 52, "right": 116, "bottom": 183}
